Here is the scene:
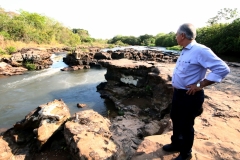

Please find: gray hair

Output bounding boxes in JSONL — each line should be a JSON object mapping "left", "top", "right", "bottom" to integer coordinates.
{"left": 177, "top": 23, "right": 197, "bottom": 40}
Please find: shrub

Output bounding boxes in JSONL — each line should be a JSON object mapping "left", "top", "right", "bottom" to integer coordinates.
{"left": 115, "top": 40, "right": 127, "bottom": 46}
{"left": 148, "top": 43, "right": 155, "bottom": 47}
{"left": 5, "top": 46, "right": 16, "bottom": 54}
{"left": 166, "top": 45, "right": 182, "bottom": 51}
{"left": 107, "top": 44, "right": 115, "bottom": 48}
{"left": 0, "top": 48, "right": 7, "bottom": 55}
{"left": 0, "top": 31, "right": 11, "bottom": 40}
{"left": 24, "top": 62, "right": 36, "bottom": 70}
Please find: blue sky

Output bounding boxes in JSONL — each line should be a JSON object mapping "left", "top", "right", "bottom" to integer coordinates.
{"left": 0, "top": 0, "right": 239, "bottom": 39}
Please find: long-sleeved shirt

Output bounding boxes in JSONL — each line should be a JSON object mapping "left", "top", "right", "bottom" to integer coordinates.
{"left": 172, "top": 41, "right": 230, "bottom": 89}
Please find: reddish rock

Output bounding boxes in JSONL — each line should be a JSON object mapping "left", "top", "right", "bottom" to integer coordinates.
{"left": 0, "top": 62, "right": 28, "bottom": 76}
{"left": 0, "top": 138, "right": 14, "bottom": 160}
{"left": 97, "top": 59, "right": 240, "bottom": 160}
{"left": 77, "top": 103, "right": 87, "bottom": 108}
{"left": 64, "top": 110, "right": 117, "bottom": 160}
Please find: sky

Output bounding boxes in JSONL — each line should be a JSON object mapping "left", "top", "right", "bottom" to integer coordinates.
{"left": 0, "top": 0, "right": 239, "bottom": 39}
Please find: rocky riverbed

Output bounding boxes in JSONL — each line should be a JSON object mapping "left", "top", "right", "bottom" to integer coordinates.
{"left": 0, "top": 47, "right": 240, "bottom": 160}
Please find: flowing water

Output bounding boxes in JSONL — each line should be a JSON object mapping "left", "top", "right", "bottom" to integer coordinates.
{"left": 0, "top": 53, "right": 110, "bottom": 129}
{"left": 0, "top": 46, "right": 175, "bottom": 129}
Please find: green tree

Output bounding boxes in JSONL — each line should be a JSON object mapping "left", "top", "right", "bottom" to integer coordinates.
{"left": 155, "top": 32, "right": 177, "bottom": 47}
{"left": 0, "top": 7, "right": 12, "bottom": 39}
{"left": 155, "top": 33, "right": 165, "bottom": 38}
{"left": 207, "top": 8, "right": 239, "bottom": 25}
{"left": 141, "top": 37, "right": 155, "bottom": 46}
{"left": 139, "top": 34, "right": 154, "bottom": 45}
{"left": 5, "top": 19, "right": 26, "bottom": 41}
{"left": 122, "top": 36, "right": 140, "bottom": 45}
{"left": 0, "top": 8, "right": 82, "bottom": 46}
{"left": 73, "top": 28, "right": 92, "bottom": 42}
{"left": 17, "top": 10, "right": 46, "bottom": 30}
{"left": 108, "top": 35, "right": 124, "bottom": 44}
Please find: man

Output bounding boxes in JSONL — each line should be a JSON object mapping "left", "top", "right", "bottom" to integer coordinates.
{"left": 162, "top": 23, "right": 230, "bottom": 160}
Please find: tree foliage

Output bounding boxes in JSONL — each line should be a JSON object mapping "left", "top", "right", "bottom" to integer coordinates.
{"left": 107, "top": 8, "right": 240, "bottom": 57}
{"left": 197, "top": 8, "right": 240, "bottom": 56}
{"left": 107, "top": 33, "right": 177, "bottom": 47}
{"left": 155, "top": 32, "right": 177, "bottom": 47}
{"left": 108, "top": 35, "right": 140, "bottom": 46}
{"left": 1, "top": 7, "right": 240, "bottom": 57}
{"left": 187, "top": 15, "right": 240, "bottom": 56}
{"left": 73, "top": 28, "right": 93, "bottom": 43}
{"left": 207, "top": 8, "right": 239, "bottom": 25}
{"left": 0, "top": 7, "right": 85, "bottom": 46}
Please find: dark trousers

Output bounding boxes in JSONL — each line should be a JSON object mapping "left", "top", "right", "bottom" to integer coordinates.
{"left": 170, "top": 89, "right": 204, "bottom": 155}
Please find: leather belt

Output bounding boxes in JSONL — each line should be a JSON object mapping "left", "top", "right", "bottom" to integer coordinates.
{"left": 174, "top": 88, "right": 188, "bottom": 92}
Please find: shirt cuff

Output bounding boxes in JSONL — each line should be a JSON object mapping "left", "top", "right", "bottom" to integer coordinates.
{"left": 206, "top": 73, "right": 223, "bottom": 82}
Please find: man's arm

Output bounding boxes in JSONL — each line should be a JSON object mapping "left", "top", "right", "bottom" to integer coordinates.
{"left": 186, "top": 47, "right": 230, "bottom": 95}
{"left": 186, "top": 79, "right": 215, "bottom": 95}
{"left": 200, "top": 79, "right": 215, "bottom": 88}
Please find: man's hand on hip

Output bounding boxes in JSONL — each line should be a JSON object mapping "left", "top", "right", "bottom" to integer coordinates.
{"left": 186, "top": 84, "right": 202, "bottom": 95}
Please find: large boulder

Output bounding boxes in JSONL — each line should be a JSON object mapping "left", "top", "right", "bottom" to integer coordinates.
{"left": 64, "top": 110, "right": 117, "bottom": 160}
{"left": 13, "top": 99, "right": 71, "bottom": 149}
{"left": 97, "top": 59, "right": 175, "bottom": 113}
{"left": 0, "top": 138, "right": 14, "bottom": 160}
{"left": 0, "top": 62, "right": 28, "bottom": 76}
{"left": 11, "top": 48, "right": 53, "bottom": 70}
{"left": 98, "top": 59, "right": 154, "bottom": 87}
{"left": 94, "top": 52, "right": 111, "bottom": 60}
{"left": 0, "top": 99, "right": 71, "bottom": 159}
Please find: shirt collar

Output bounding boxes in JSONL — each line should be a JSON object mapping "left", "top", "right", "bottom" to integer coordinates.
{"left": 184, "top": 40, "right": 196, "bottom": 50}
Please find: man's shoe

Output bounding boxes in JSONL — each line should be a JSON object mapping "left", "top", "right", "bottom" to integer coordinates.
{"left": 174, "top": 153, "right": 192, "bottom": 160}
{"left": 162, "top": 144, "right": 180, "bottom": 152}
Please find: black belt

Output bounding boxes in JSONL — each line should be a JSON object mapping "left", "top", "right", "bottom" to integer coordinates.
{"left": 174, "top": 88, "right": 188, "bottom": 92}
{"left": 174, "top": 88, "right": 203, "bottom": 93}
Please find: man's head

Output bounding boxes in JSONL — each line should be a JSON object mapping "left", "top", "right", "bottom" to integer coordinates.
{"left": 176, "top": 23, "right": 196, "bottom": 47}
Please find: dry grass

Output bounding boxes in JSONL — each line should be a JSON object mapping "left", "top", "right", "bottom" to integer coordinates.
{"left": 0, "top": 38, "right": 66, "bottom": 59}
{"left": 79, "top": 42, "right": 112, "bottom": 49}
{"left": 0, "top": 40, "right": 111, "bottom": 50}
{"left": 0, "top": 38, "right": 113, "bottom": 61}
{"left": 0, "top": 39, "right": 65, "bottom": 51}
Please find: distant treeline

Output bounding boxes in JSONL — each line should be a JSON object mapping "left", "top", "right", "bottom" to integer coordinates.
{"left": 108, "top": 8, "right": 240, "bottom": 56}
{"left": 0, "top": 8, "right": 100, "bottom": 47}
{"left": 1, "top": 7, "right": 239, "bottom": 56}
{"left": 108, "top": 18, "right": 240, "bottom": 56}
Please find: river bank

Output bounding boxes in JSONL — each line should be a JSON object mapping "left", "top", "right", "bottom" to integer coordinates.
{"left": 1, "top": 46, "right": 240, "bottom": 159}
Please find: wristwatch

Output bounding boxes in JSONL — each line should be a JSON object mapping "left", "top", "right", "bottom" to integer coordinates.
{"left": 196, "top": 82, "right": 201, "bottom": 88}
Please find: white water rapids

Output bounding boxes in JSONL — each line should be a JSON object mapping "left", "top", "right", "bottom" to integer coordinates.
{"left": 0, "top": 53, "right": 108, "bottom": 128}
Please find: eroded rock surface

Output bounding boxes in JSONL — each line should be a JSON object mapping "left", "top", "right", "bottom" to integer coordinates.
{"left": 0, "top": 51, "right": 239, "bottom": 160}
{"left": 0, "top": 62, "right": 28, "bottom": 76}
{"left": 10, "top": 48, "right": 53, "bottom": 70}
{"left": 64, "top": 110, "right": 117, "bottom": 160}
{"left": 0, "top": 47, "right": 55, "bottom": 75}
{"left": 97, "top": 59, "right": 174, "bottom": 117}
{"left": 0, "top": 138, "right": 14, "bottom": 160}
{"left": 132, "top": 65, "right": 240, "bottom": 160}
{"left": 62, "top": 47, "right": 179, "bottom": 71}
{"left": 0, "top": 99, "right": 71, "bottom": 160}
{"left": 97, "top": 59, "right": 240, "bottom": 160}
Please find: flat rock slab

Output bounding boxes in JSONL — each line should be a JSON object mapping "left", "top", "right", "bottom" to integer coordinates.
{"left": 99, "top": 59, "right": 154, "bottom": 69}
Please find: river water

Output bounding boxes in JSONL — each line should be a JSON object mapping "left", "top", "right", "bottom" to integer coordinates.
{"left": 0, "top": 53, "right": 109, "bottom": 129}
{"left": 0, "top": 46, "right": 175, "bottom": 129}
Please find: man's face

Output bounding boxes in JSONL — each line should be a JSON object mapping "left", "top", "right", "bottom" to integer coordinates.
{"left": 175, "top": 30, "right": 184, "bottom": 46}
